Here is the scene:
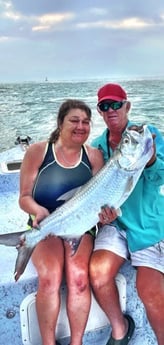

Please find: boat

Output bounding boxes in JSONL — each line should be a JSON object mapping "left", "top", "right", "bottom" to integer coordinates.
{"left": 0, "top": 138, "right": 157, "bottom": 345}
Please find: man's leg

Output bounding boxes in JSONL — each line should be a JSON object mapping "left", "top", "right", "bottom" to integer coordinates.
{"left": 137, "top": 266, "right": 164, "bottom": 345}
{"left": 90, "top": 250, "right": 129, "bottom": 340}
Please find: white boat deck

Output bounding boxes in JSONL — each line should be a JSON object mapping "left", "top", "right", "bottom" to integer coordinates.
{"left": 0, "top": 146, "right": 157, "bottom": 345}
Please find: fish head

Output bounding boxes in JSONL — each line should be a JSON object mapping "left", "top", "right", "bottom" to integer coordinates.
{"left": 116, "top": 125, "right": 154, "bottom": 170}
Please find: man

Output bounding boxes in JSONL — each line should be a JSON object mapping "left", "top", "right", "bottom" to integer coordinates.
{"left": 90, "top": 83, "right": 164, "bottom": 345}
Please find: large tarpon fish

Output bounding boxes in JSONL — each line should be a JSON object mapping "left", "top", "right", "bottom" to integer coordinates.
{"left": 0, "top": 125, "right": 153, "bottom": 281}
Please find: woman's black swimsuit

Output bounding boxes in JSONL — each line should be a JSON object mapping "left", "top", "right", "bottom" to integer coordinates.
{"left": 28, "top": 142, "right": 96, "bottom": 236}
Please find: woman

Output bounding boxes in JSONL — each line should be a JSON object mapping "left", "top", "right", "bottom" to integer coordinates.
{"left": 19, "top": 99, "right": 104, "bottom": 345}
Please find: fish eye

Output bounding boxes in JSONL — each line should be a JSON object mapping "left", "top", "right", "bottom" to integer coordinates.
{"left": 122, "top": 136, "right": 129, "bottom": 144}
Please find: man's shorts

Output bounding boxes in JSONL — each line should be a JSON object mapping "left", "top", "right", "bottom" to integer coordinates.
{"left": 94, "top": 224, "right": 164, "bottom": 274}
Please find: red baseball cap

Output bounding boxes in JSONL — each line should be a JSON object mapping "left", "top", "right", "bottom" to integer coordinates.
{"left": 97, "top": 83, "right": 127, "bottom": 103}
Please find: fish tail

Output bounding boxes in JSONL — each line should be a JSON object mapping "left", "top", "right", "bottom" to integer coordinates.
{"left": 14, "top": 244, "right": 35, "bottom": 281}
{"left": 0, "top": 231, "right": 26, "bottom": 246}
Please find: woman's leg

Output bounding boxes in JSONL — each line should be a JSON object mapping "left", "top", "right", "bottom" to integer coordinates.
{"left": 32, "top": 236, "right": 64, "bottom": 345}
{"left": 64, "top": 234, "right": 93, "bottom": 345}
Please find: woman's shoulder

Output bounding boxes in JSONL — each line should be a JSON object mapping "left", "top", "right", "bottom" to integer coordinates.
{"left": 23, "top": 141, "right": 48, "bottom": 165}
{"left": 29, "top": 140, "right": 47, "bottom": 150}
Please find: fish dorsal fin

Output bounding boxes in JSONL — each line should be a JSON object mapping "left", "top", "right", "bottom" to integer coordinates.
{"left": 120, "top": 175, "right": 134, "bottom": 203}
{"left": 57, "top": 186, "right": 82, "bottom": 203}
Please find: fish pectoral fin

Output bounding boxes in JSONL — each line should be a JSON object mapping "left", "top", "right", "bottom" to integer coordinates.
{"left": 57, "top": 187, "right": 82, "bottom": 202}
{"left": 0, "top": 231, "right": 26, "bottom": 247}
{"left": 125, "top": 175, "right": 134, "bottom": 194}
{"left": 14, "top": 244, "right": 35, "bottom": 281}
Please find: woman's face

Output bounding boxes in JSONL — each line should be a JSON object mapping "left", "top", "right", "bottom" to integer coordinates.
{"left": 60, "top": 108, "right": 91, "bottom": 145}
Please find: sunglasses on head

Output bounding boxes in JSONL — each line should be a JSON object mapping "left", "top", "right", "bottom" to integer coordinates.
{"left": 98, "top": 100, "right": 126, "bottom": 112}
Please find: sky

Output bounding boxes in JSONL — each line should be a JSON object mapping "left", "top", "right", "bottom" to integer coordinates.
{"left": 0, "top": 0, "right": 164, "bottom": 82}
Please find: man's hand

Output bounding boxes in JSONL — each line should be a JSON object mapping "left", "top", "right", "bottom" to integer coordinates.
{"left": 98, "top": 205, "right": 118, "bottom": 224}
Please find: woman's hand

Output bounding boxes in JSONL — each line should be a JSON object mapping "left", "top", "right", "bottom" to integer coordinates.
{"left": 32, "top": 206, "right": 50, "bottom": 228}
{"left": 98, "top": 205, "right": 118, "bottom": 225}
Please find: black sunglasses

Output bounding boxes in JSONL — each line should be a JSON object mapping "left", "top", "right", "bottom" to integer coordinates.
{"left": 98, "top": 100, "right": 126, "bottom": 112}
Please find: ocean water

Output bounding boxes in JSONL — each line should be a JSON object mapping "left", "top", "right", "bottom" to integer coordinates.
{"left": 0, "top": 78, "right": 164, "bottom": 152}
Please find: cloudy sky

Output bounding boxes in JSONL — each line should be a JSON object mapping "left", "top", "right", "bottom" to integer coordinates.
{"left": 0, "top": 0, "right": 164, "bottom": 82}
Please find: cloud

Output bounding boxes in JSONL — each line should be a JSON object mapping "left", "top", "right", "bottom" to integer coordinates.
{"left": 32, "top": 12, "right": 75, "bottom": 32}
{"left": 0, "top": 0, "right": 164, "bottom": 82}
{"left": 76, "top": 17, "right": 156, "bottom": 30}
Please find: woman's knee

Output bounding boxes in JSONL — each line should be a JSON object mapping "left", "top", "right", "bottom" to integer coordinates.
{"left": 68, "top": 264, "right": 89, "bottom": 293}
{"left": 38, "top": 268, "right": 63, "bottom": 295}
{"left": 35, "top": 258, "right": 63, "bottom": 294}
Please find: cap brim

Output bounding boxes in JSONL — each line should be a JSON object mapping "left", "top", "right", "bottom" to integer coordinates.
{"left": 98, "top": 95, "right": 125, "bottom": 102}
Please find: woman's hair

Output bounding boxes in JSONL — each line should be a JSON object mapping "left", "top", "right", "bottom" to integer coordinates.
{"left": 49, "top": 99, "right": 92, "bottom": 143}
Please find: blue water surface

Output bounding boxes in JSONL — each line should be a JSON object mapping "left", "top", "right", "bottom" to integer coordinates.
{"left": 0, "top": 78, "right": 164, "bottom": 152}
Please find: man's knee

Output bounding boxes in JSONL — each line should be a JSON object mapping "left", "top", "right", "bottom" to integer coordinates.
{"left": 90, "top": 255, "right": 116, "bottom": 289}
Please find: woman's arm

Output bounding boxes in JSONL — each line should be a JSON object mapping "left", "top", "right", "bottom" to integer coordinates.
{"left": 19, "top": 141, "right": 50, "bottom": 227}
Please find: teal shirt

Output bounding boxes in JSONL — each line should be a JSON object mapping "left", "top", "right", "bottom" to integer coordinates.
{"left": 92, "top": 121, "right": 164, "bottom": 252}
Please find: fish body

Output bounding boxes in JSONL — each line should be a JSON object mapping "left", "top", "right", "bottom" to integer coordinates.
{"left": 0, "top": 125, "right": 153, "bottom": 280}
